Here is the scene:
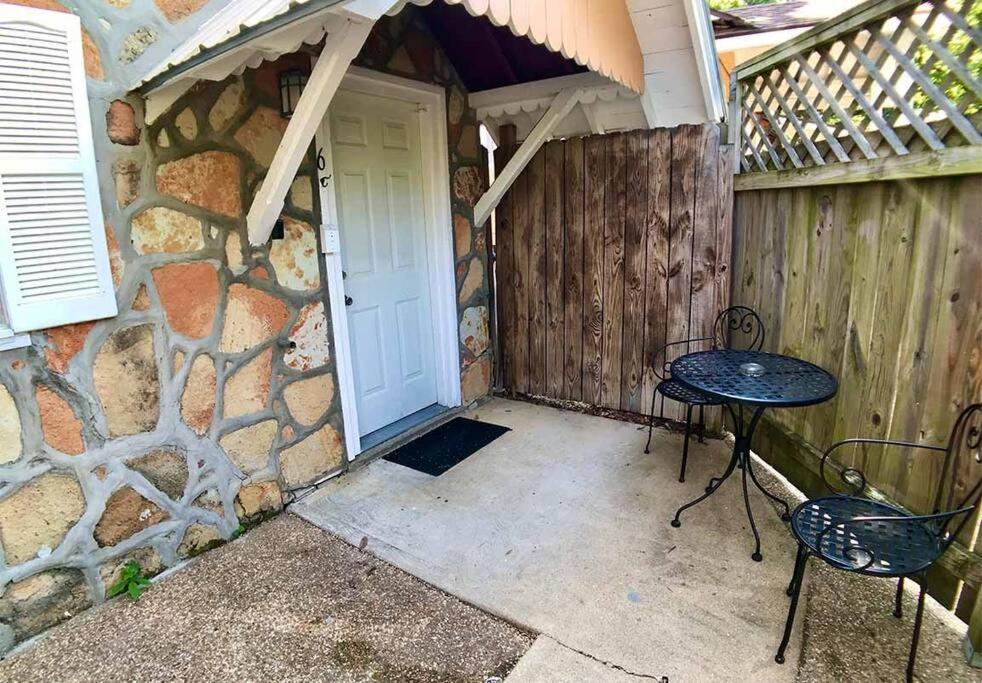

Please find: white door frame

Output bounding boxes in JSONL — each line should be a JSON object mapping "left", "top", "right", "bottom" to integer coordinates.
{"left": 314, "top": 65, "right": 461, "bottom": 460}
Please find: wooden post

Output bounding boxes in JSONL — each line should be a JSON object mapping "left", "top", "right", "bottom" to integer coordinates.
{"left": 473, "top": 88, "right": 583, "bottom": 226}
{"left": 490, "top": 123, "right": 517, "bottom": 392}
{"left": 966, "top": 588, "right": 982, "bottom": 667}
{"left": 247, "top": 18, "right": 372, "bottom": 245}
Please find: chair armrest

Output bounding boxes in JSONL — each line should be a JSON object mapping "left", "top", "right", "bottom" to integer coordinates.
{"left": 819, "top": 438, "right": 947, "bottom": 496}
{"left": 652, "top": 336, "right": 714, "bottom": 380}
{"left": 814, "top": 507, "right": 975, "bottom": 570}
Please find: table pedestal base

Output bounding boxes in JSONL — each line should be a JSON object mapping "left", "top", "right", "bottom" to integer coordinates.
{"left": 670, "top": 405, "right": 791, "bottom": 561}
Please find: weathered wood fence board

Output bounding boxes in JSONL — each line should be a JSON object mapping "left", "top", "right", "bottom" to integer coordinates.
{"left": 733, "top": 173, "right": 982, "bottom": 619}
{"left": 496, "top": 125, "right": 733, "bottom": 423}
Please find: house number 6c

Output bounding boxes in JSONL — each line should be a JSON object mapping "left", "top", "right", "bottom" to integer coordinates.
{"left": 316, "top": 148, "right": 332, "bottom": 188}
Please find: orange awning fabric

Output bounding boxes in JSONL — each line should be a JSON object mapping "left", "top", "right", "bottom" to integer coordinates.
{"left": 401, "top": 0, "right": 644, "bottom": 93}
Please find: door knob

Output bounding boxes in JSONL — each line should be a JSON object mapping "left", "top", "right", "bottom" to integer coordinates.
{"left": 345, "top": 295, "right": 353, "bottom": 306}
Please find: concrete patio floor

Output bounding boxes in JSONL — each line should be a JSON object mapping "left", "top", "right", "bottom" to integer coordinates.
{"left": 295, "top": 398, "right": 976, "bottom": 682}
{"left": 295, "top": 398, "right": 801, "bottom": 681}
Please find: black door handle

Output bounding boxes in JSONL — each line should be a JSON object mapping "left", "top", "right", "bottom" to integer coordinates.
{"left": 345, "top": 295, "right": 353, "bottom": 306}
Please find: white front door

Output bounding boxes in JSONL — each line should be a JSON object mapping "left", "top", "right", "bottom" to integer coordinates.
{"left": 330, "top": 89, "right": 439, "bottom": 437}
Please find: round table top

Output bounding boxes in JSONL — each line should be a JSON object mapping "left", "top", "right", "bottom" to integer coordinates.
{"left": 670, "top": 349, "right": 838, "bottom": 408}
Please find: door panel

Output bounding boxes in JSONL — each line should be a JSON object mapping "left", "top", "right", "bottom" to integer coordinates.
{"left": 330, "top": 89, "right": 439, "bottom": 436}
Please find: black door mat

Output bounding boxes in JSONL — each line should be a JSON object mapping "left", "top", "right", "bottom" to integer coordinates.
{"left": 383, "top": 417, "right": 510, "bottom": 476}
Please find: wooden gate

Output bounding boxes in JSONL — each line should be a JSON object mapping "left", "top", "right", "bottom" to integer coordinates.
{"left": 494, "top": 124, "right": 734, "bottom": 423}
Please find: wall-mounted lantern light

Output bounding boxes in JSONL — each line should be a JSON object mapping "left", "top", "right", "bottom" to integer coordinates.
{"left": 278, "top": 69, "right": 308, "bottom": 118}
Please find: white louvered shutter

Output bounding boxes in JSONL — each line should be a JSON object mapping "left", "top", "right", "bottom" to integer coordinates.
{"left": 0, "top": 5, "right": 117, "bottom": 332}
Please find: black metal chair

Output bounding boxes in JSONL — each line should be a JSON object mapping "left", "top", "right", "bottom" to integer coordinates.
{"left": 644, "top": 306, "right": 765, "bottom": 482}
{"left": 775, "top": 403, "right": 982, "bottom": 682}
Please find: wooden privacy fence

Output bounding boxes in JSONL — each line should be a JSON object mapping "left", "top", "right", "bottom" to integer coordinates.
{"left": 732, "top": 0, "right": 981, "bottom": 175}
{"left": 494, "top": 125, "right": 733, "bottom": 424}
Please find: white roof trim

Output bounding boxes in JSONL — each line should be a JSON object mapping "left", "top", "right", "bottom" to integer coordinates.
{"left": 682, "top": 0, "right": 727, "bottom": 122}
{"left": 470, "top": 72, "right": 634, "bottom": 121}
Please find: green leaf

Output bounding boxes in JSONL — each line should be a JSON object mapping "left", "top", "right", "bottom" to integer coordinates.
{"left": 127, "top": 583, "right": 141, "bottom": 600}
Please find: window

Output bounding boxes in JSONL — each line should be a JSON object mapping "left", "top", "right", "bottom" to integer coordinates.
{"left": 0, "top": 5, "right": 118, "bottom": 348}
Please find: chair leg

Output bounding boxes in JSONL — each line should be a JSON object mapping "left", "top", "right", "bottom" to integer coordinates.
{"left": 697, "top": 404, "right": 705, "bottom": 443}
{"left": 645, "top": 389, "right": 658, "bottom": 455}
{"left": 680, "top": 403, "right": 694, "bottom": 483}
{"left": 776, "top": 544, "right": 809, "bottom": 664}
{"left": 906, "top": 578, "right": 927, "bottom": 683}
{"left": 894, "top": 577, "right": 904, "bottom": 618}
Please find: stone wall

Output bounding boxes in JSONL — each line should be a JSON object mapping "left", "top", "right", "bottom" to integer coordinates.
{"left": 0, "top": 0, "right": 491, "bottom": 652}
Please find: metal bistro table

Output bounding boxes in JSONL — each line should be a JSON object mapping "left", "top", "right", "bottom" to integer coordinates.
{"left": 669, "top": 349, "right": 838, "bottom": 562}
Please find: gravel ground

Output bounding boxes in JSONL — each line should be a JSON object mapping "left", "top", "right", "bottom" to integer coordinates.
{"left": 0, "top": 514, "right": 533, "bottom": 683}
{"left": 797, "top": 562, "right": 976, "bottom": 682}
{"left": 747, "top": 461, "right": 978, "bottom": 683}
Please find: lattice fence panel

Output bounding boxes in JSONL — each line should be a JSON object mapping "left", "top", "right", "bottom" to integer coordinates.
{"left": 734, "top": 0, "right": 982, "bottom": 173}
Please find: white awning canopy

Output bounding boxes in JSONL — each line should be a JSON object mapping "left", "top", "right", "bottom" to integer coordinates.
{"left": 137, "top": 0, "right": 645, "bottom": 97}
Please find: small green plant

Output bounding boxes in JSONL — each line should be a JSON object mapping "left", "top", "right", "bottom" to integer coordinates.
{"left": 107, "top": 561, "right": 153, "bottom": 601}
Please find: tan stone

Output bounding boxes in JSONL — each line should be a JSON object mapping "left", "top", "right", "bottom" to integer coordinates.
{"left": 129, "top": 448, "right": 187, "bottom": 500}
{"left": 219, "top": 419, "right": 277, "bottom": 473}
{"left": 219, "top": 284, "right": 290, "bottom": 353}
{"left": 0, "top": 570, "right": 90, "bottom": 643}
{"left": 156, "top": 151, "right": 242, "bottom": 218}
{"left": 279, "top": 425, "right": 343, "bottom": 488}
{"left": 289, "top": 176, "right": 313, "bottom": 212}
{"left": 81, "top": 28, "right": 103, "bottom": 80}
{"left": 223, "top": 349, "right": 272, "bottom": 419}
{"left": 132, "top": 284, "right": 151, "bottom": 311}
{"left": 175, "top": 107, "right": 197, "bottom": 140}
{"left": 459, "top": 306, "right": 489, "bottom": 357}
{"left": 104, "top": 222, "right": 124, "bottom": 287}
{"left": 120, "top": 26, "right": 157, "bottom": 64}
{"left": 181, "top": 354, "right": 216, "bottom": 435}
{"left": 209, "top": 80, "right": 246, "bottom": 131}
{"left": 106, "top": 100, "right": 140, "bottom": 145}
{"left": 131, "top": 207, "right": 204, "bottom": 254}
{"left": 43, "top": 321, "right": 95, "bottom": 375}
{"left": 457, "top": 123, "right": 479, "bottom": 160}
{"left": 283, "top": 374, "right": 334, "bottom": 426}
{"left": 234, "top": 481, "right": 282, "bottom": 519}
{"left": 449, "top": 87, "right": 466, "bottom": 124}
{"left": 192, "top": 489, "right": 224, "bottom": 516}
{"left": 459, "top": 257, "right": 484, "bottom": 304}
{"left": 157, "top": 129, "right": 170, "bottom": 148}
{"left": 0, "top": 383, "right": 20, "bottom": 464}
{"left": 0, "top": 474, "right": 85, "bottom": 565}
{"left": 387, "top": 46, "right": 416, "bottom": 75}
{"left": 284, "top": 301, "right": 329, "bottom": 371}
{"left": 112, "top": 159, "right": 141, "bottom": 208}
{"left": 233, "top": 107, "right": 288, "bottom": 168}
{"left": 453, "top": 166, "right": 483, "bottom": 205}
{"left": 269, "top": 217, "right": 319, "bottom": 291}
{"left": 36, "top": 386, "right": 84, "bottom": 455}
{"left": 453, "top": 214, "right": 472, "bottom": 260}
{"left": 94, "top": 487, "right": 168, "bottom": 547}
{"left": 225, "top": 231, "right": 244, "bottom": 273}
{"left": 177, "top": 523, "right": 222, "bottom": 557}
{"left": 154, "top": 0, "right": 208, "bottom": 23}
{"left": 93, "top": 324, "right": 160, "bottom": 438}
{"left": 152, "top": 261, "right": 219, "bottom": 339}
{"left": 461, "top": 354, "right": 491, "bottom": 404}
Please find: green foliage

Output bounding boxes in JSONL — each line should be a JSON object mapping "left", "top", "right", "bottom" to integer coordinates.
{"left": 107, "top": 561, "right": 153, "bottom": 601}
{"left": 709, "top": 0, "right": 780, "bottom": 11}
{"left": 910, "top": 0, "right": 981, "bottom": 117}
